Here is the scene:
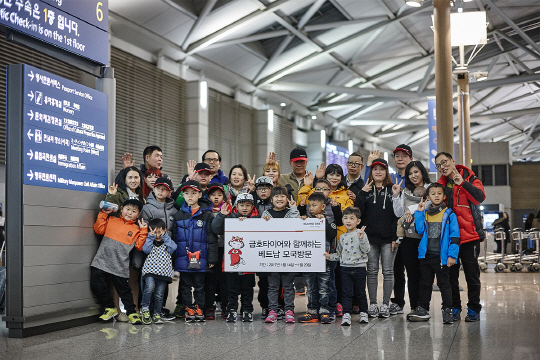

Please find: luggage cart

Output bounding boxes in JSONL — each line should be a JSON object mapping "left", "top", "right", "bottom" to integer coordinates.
{"left": 509, "top": 228, "right": 524, "bottom": 272}
{"left": 480, "top": 230, "right": 506, "bottom": 272}
{"left": 524, "top": 228, "right": 540, "bottom": 272}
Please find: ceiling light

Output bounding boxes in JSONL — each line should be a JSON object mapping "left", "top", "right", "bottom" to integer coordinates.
{"left": 280, "top": 102, "right": 286, "bottom": 107}
{"left": 405, "top": 0, "right": 423, "bottom": 7}
{"left": 311, "top": 115, "right": 317, "bottom": 120}
{"left": 474, "top": 71, "right": 488, "bottom": 81}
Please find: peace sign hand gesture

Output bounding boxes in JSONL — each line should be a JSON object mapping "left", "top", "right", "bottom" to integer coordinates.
{"left": 246, "top": 174, "right": 256, "bottom": 192}
{"left": 452, "top": 169, "right": 463, "bottom": 185}
{"left": 357, "top": 225, "right": 367, "bottom": 239}
{"left": 362, "top": 180, "right": 374, "bottom": 193}
{"left": 138, "top": 218, "right": 148, "bottom": 229}
{"left": 148, "top": 226, "right": 157, "bottom": 236}
{"left": 266, "top": 152, "right": 279, "bottom": 165}
{"left": 108, "top": 183, "right": 118, "bottom": 195}
{"left": 417, "top": 197, "right": 427, "bottom": 212}
{"left": 288, "top": 195, "right": 297, "bottom": 208}
{"left": 330, "top": 196, "right": 338, "bottom": 207}
{"left": 299, "top": 195, "right": 307, "bottom": 207}
{"left": 392, "top": 179, "right": 403, "bottom": 197}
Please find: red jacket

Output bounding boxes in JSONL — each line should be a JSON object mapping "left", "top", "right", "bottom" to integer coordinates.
{"left": 438, "top": 165, "right": 485, "bottom": 244}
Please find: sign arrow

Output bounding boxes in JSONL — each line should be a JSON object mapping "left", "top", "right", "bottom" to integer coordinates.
{"left": 27, "top": 149, "right": 33, "bottom": 160}
{"left": 27, "top": 110, "right": 34, "bottom": 120}
{"left": 27, "top": 129, "right": 34, "bottom": 140}
{"left": 28, "top": 71, "right": 34, "bottom": 81}
{"left": 28, "top": 91, "right": 34, "bottom": 101}
{"left": 27, "top": 170, "right": 33, "bottom": 181}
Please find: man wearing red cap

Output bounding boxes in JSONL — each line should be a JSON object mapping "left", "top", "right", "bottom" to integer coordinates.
{"left": 273, "top": 148, "right": 309, "bottom": 200}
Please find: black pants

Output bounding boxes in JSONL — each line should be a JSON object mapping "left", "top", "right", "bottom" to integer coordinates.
{"left": 391, "top": 245, "right": 406, "bottom": 307}
{"left": 341, "top": 267, "right": 368, "bottom": 314}
{"left": 257, "top": 275, "right": 284, "bottom": 309}
{"left": 178, "top": 272, "right": 205, "bottom": 309}
{"left": 227, "top": 273, "right": 255, "bottom": 312}
{"left": 204, "top": 265, "right": 218, "bottom": 311}
{"left": 401, "top": 237, "right": 422, "bottom": 309}
{"left": 418, "top": 254, "right": 452, "bottom": 310}
{"left": 450, "top": 240, "right": 482, "bottom": 313}
{"left": 90, "top": 267, "right": 136, "bottom": 315}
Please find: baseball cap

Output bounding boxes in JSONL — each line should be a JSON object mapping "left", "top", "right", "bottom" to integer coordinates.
{"left": 236, "top": 193, "right": 254, "bottom": 205}
{"left": 208, "top": 182, "right": 226, "bottom": 194}
{"left": 290, "top": 148, "right": 308, "bottom": 162}
{"left": 153, "top": 177, "right": 173, "bottom": 191}
{"left": 194, "top": 162, "right": 212, "bottom": 174}
{"left": 255, "top": 176, "right": 274, "bottom": 188}
{"left": 371, "top": 158, "right": 388, "bottom": 169}
{"left": 123, "top": 198, "right": 143, "bottom": 211}
{"left": 393, "top": 144, "right": 412, "bottom": 157}
{"left": 180, "top": 180, "right": 202, "bottom": 192}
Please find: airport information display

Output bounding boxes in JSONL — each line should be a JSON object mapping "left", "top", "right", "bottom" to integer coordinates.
{"left": 0, "top": 0, "right": 109, "bottom": 64}
{"left": 22, "top": 64, "right": 108, "bottom": 193}
{"left": 326, "top": 143, "right": 349, "bottom": 175}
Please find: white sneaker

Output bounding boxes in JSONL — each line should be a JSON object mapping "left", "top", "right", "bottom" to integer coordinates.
{"left": 341, "top": 313, "right": 352, "bottom": 326}
{"left": 367, "top": 304, "right": 379, "bottom": 318}
{"left": 117, "top": 312, "right": 129, "bottom": 322}
{"left": 359, "top": 312, "right": 369, "bottom": 323}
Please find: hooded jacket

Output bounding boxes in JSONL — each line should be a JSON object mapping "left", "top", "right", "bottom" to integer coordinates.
{"left": 415, "top": 207, "right": 460, "bottom": 265}
{"left": 172, "top": 198, "right": 218, "bottom": 272}
{"left": 140, "top": 193, "right": 178, "bottom": 235}
{"left": 211, "top": 206, "right": 260, "bottom": 236}
{"left": 250, "top": 191, "right": 273, "bottom": 215}
{"left": 437, "top": 165, "right": 485, "bottom": 244}
{"left": 355, "top": 184, "right": 399, "bottom": 244}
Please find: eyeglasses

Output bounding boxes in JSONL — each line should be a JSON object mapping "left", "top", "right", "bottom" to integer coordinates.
{"left": 347, "top": 162, "right": 363, "bottom": 167}
{"left": 314, "top": 187, "right": 330, "bottom": 191}
{"left": 435, "top": 159, "right": 448, "bottom": 170}
{"left": 204, "top": 158, "right": 220, "bottom": 163}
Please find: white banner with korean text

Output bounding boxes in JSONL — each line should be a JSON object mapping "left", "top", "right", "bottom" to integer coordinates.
{"left": 224, "top": 218, "right": 326, "bottom": 272}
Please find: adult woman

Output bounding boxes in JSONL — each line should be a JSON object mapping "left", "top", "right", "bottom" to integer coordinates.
{"left": 355, "top": 158, "right": 398, "bottom": 318}
{"left": 391, "top": 161, "right": 431, "bottom": 314}
{"left": 262, "top": 162, "right": 281, "bottom": 186}
{"left": 105, "top": 166, "right": 145, "bottom": 216}
{"left": 142, "top": 168, "right": 162, "bottom": 200}
{"left": 228, "top": 165, "right": 250, "bottom": 204}
{"left": 493, "top": 212, "right": 511, "bottom": 254}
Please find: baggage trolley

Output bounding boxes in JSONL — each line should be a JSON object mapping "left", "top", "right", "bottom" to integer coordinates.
{"left": 524, "top": 228, "right": 540, "bottom": 272}
{"left": 509, "top": 228, "right": 524, "bottom": 272}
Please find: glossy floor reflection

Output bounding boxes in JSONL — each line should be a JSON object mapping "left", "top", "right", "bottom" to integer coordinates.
{"left": 1, "top": 269, "right": 539, "bottom": 359}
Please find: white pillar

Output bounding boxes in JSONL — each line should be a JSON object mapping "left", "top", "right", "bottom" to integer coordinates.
{"left": 186, "top": 80, "right": 209, "bottom": 161}
{"left": 257, "top": 110, "right": 275, "bottom": 171}
{"left": 306, "top": 130, "right": 325, "bottom": 171}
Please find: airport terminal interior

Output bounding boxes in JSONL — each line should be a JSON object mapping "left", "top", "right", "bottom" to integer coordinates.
{"left": 1, "top": 0, "right": 540, "bottom": 359}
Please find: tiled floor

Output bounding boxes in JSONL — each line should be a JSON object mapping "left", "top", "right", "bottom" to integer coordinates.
{"left": 1, "top": 269, "right": 539, "bottom": 360}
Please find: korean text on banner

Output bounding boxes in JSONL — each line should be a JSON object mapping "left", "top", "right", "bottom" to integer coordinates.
{"left": 428, "top": 98, "right": 437, "bottom": 172}
{"left": 224, "top": 218, "right": 327, "bottom": 273}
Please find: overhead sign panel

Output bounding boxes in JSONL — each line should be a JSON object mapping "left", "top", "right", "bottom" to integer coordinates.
{"left": 22, "top": 64, "right": 108, "bottom": 193}
{"left": 41, "top": 0, "right": 108, "bottom": 31}
{"left": 0, "top": 0, "right": 109, "bottom": 64}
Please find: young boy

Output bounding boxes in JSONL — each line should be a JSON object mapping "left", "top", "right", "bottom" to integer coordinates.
{"left": 408, "top": 183, "right": 460, "bottom": 324}
{"left": 252, "top": 176, "right": 274, "bottom": 215}
{"left": 140, "top": 177, "right": 177, "bottom": 235}
{"left": 297, "top": 192, "right": 337, "bottom": 324}
{"left": 262, "top": 186, "right": 300, "bottom": 323}
{"left": 172, "top": 180, "right": 218, "bottom": 322}
{"left": 212, "top": 193, "right": 260, "bottom": 323}
{"left": 91, "top": 198, "right": 148, "bottom": 325}
{"left": 325, "top": 207, "right": 370, "bottom": 325}
{"left": 140, "top": 218, "right": 177, "bottom": 325}
{"left": 173, "top": 163, "right": 214, "bottom": 208}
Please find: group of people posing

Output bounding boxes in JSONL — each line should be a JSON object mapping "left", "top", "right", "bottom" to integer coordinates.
{"left": 89, "top": 143, "right": 485, "bottom": 327}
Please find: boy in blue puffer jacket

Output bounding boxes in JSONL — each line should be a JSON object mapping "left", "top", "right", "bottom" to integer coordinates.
{"left": 408, "top": 183, "right": 460, "bottom": 324}
{"left": 172, "top": 180, "right": 218, "bottom": 322}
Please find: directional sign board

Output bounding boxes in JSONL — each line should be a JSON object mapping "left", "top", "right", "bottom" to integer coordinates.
{"left": 41, "top": 0, "right": 108, "bottom": 31}
{"left": 22, "top": 64, "right": 108, "bottom": 193}
{"left": 0, "top": 0, "right": 109, "bottom": 64}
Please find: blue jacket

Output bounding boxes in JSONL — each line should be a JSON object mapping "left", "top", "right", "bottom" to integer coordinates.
{"left": 172, "top": 198, "right": 218, "bottom": 272}
{"left": 415, "top": 207, "right": 460, "bottom": 265}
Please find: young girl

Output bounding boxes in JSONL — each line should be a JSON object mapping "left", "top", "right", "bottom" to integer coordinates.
{"left": 228, "top": 165, "right": 249, "bottom": 204}
{"left": 356, "top": 158, "right": 398, "bottom": 319}
{"left": 261, "top": 186, "right": 300, "bottom": 323}
{"left": 142, "top": 168, "right": 162, "bottom": 200}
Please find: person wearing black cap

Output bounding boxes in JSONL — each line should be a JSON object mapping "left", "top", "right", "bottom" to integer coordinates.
{"left": 355, "top": 158, "right": 399, "bottom": 319}
{"left": 173, "top": 163, "right": 214, "bottom": 208}
{"left": 364, "top": 145, "right": 413, "bottom": 190}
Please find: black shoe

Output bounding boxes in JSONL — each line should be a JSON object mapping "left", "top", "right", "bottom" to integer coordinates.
{"left": 352, "top": 305, "right": 360, "bottom": 314}
{"left": 261, "top": 308, "right": 269, "bottom": 320}
{"left": 242, "top": 312, "right": 253, "bottom": 322}
{"left": 442, "top": 308, "right": 454, "bottom": 324}
{"left": 407, "top": 306, "right": 430, "bottom": 322}
{"left": 227, "top": 311, "right": 238, "bottom": 323}
{"left": 161, "top": 312, "right": 176, "bottom": 321}
{"left": 277, "top": 308, "right": 285, "bottom": 320}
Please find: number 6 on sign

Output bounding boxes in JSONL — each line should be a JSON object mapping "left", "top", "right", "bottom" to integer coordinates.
{"left": 96, "top": 2, "right": 103, "bottom": 21}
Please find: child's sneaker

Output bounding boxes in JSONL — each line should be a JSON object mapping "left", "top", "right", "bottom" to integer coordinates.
{"left": 185, "top": 307, "right": 196, "bottom": 322}
{"left": 336, "top": 303, "right": 344, "bottom": 317}
{"left": 277, "top": 308, "right": 285, "bottom": 320}
{"left": 367, "top": 304, "right": 379, "bottom": 318}
{"left": 141, "top": 308, "right": 152, "bottom": 325}
{"left": 227, "top": 311, "right": 238, "bottom": 323}
{"left": 285, "top": 310, "right": 295, "bottom": 323}
{"left": 128, "top": 313, "right": 143, "bottom": 325}
{"left": 242, "top": 312, "right": 253, "bottom": 322}
{"left": 152, "top": 313, "right": 163, "bottom": 324}
{"left": 442, "top": 308, "right": 453, "bottom": 324}
{"left": 261, "top": 308, "right": 269, "bottom": 320}
{"left": 174, "top": 304, "right": 185, "bottom": 318}
{"left": 117, "top": 312, "right": 129, "bottom": 322}
{"left": 359, "top": 312, "right": 369, "bottom": 323}
{"left": 329, "top": 311, "right": 336, "bottom": 320}
{"left": 341, "top": 313, "right": 352, "bottom": 326}
{"left": 389, "top": 303, "right": 404, "bottom": 315}
{"left": 194, "top": 305, "right": 205, "bottom": 322}
{"left": 99, "top": 308, "right": 118, "bottom": 322}
{"left": 297, "top": 312, "right": 319, "bottom": 323}
{"left": 465, "top": 308, "right": 480, "bottom": 322}
{"left": 206, "top": 308, "right": 216, "bottom": 320}
{"left": 407, "top": 306, "right": 430, "bottom": 322}
{"left": 378, "top": 304, "right": 390, "bottom": 318}
{"left": 265, "top": 310, "right": 277, "bottom": 323}
{"left": 453, "top": 308, "right": 461, "bottom": 321}
{"left": 320, "top": 313, "right": 331, "bottom": 324}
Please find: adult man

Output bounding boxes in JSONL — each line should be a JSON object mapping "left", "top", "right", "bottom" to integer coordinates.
{"left": 116, "top": 146, "right": 166, "bottom": 187}
{"left": 435, "top": 152, "right": 485, "bottom": 322}
{"left": 173, "top": 162, "right": 214, "bottom": 206}
{"left": 345, "top": 152, "right": 365, "bottom": 198}
{"left": 364, "top": 144, "right": 413, "bottom": 316}
{"left": 202, "top": 150, "right": 229, "bottom": 185}
{"left": 276, "top": 148, "right": 309, "bottom": 200}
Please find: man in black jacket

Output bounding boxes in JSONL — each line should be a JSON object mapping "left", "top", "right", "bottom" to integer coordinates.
{"left": 345, "top": 152, "right": 365, "bottom": 199}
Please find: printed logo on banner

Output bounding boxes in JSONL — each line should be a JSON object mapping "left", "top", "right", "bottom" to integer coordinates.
{"left": 228, "top": 236, "right": 245, "bottom": 269}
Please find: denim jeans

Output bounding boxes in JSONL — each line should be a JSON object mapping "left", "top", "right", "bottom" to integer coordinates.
{"left": 141, "top": 276, "right": 168, "bottom": 314}
{"left": 341, "top": 266, "right": 368, "bottom": 314}
{"left": 268, "top": 273, "right": 295, "bottom": 312}
{"left": 367, "top": 242, "right": 397, "bottom": 305}
{"left": 328, "top": 260, "right": 338, "bottom": 312}
{"left": 305, "top": 265, "right": 331, "bottom": 314}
